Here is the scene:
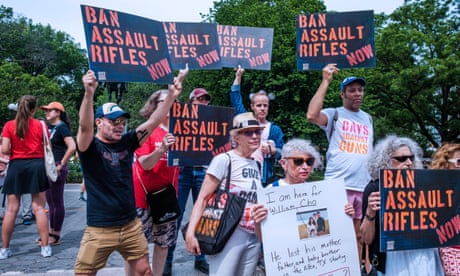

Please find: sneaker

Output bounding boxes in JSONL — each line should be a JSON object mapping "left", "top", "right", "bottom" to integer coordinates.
{"left": 40, "top": 245, "right": 52, "bottom": 258}
{"left": 79, "top": 196, "right": 87, "bottom": 202}
{"left": 0, "top": 248, "right": 11, "bottom": 260}
{"left": 23, "top": 217, "right": 33, "bottom": 225}
{"left": 194, "top": 260, "right": 209, "bottom": 274}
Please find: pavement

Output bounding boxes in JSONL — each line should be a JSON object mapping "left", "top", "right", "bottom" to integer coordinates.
{"left": 0, "top": 184, "right": 207, "bottom": 276}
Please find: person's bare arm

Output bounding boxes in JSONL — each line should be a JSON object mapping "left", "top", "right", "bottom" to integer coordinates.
{"left": 77, "top": 70, "right": 98, "bottom": 152}
{"left": 306, "top": 64, "right": 339, "bottom": 126}
{"left": 136, "top": 74, "right": 184, "bottom": 146}
{"left": 138, "top": 133, "right": 174, "bottom": 170}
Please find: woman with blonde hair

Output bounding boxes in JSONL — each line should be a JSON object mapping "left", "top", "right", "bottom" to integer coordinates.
{"left": 431, "top": 143, "right": 460, "bottom": 275}
{"left": 0, "top": 95, "right": 52, "bottom": 259}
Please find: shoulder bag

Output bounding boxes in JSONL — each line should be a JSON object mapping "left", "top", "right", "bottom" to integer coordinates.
{"left": 135, "top": 166, "right": 180, "bottom": 224}
{"left": 41, "top": 121, "right": 58, "bottom": 182}
{"left": 182, "top": 153, "right": 247, "bottom": 255}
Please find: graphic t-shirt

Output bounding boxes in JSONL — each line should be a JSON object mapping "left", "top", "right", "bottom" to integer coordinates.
{"left": 321, "top": 107, "right": 373, "bottom": 191}
{"left": 206, "top": 150, "right": 262, "bottom": 233}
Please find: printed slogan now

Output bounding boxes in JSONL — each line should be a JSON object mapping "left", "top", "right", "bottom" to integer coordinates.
{"left": 168, "top": 102, "right": 233, "bottom": 167}
{"left": 380, "top": 169, "right": 460, "bottom": 251}
{"left": 217, "top": 25, "right": 273, "bottom": 70}
{"left": 81, "top": 5, "right": 174, "bottom": 83}
{"left": 296, "top": 10, "right": 375, "bottom": 70}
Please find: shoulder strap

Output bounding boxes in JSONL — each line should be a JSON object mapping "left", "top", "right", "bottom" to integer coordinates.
{"left": 40, "top": 120, "right": 49, "bottom": 146}
{"left": 224, "top": 153, "right": 232, "bottom": 192}
{"left": 327, "top": 108, "right": 339, "bottom": 140}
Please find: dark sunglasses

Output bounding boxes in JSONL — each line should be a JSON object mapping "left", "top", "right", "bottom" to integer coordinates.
{"left": 287, "top": 157, "right": 315, "bottom": 167}
{"left": 391, "top": 155, "right": 415, "bottom": 163}
{"left": 195, "top": 95, "right": 210, "bottom": 102}
{"left": 104, "top": 118, "right": 126, "bottom": 126}
{"left": 448, "top": 158, "right": 460, "bottom": 168}
{"left": 240, "top": 129, "right": 262, "bottom": 137}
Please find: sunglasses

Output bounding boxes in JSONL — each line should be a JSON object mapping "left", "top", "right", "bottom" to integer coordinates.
{"left": 240, "top": 129, "right": 262, "bottom": 137}
{"left": 287, "top": 157, "right": 315, "bottom": 167}
{"left": 104, "top": 117, "right": 126, "bottom": 126}
{"left": 391, "top": 155, "right": 415, "bottom": 163}
{"left": 45, "top": 109, "right": 59, "bottom": 113}
{"left": 195, "top": 95, "right": 210, "bottom": 102}
{"left": 448, "top": 158, "right": 460, "bottom": 168}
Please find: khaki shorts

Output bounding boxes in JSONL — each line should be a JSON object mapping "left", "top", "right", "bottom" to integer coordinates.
{"left": 74, "top": 218, "right": 149, "bottom": 274}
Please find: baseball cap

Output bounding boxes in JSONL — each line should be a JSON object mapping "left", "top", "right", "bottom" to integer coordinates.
{"left": 40, "top": 102, "right": 65, "bottom": 112}
{"left": 7, "top": 103, "right": 18, "bottom": 112}
{"left": 189, "top": 88, "right": 211, "bottom": 102}
{"left": 95, "top": 103, "right": 131, "bottom": 120}
{"left": 340, "top": 76, "right": 366, "bottom": 91}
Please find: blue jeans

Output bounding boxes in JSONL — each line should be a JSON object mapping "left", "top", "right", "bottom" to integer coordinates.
{"left": 166, "top": 166, "right": 207, "bottom": 264}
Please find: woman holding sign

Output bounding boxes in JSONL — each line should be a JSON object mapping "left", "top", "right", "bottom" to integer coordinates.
{"left": 431, "top": 143, "right": 460, "bottom": 275}
{"left": 185, "top": 112, "right": 266, "bottom": 276}
{"left": 361, "top": 135, "right": 443, "bottom": 275}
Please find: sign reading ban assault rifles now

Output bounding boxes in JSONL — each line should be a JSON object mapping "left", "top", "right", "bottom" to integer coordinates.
{"left": 380, "top": 169, "right": 460, "bottom": 251}
{"left": 81, "top": 5, "right": 174, "bottom": 83}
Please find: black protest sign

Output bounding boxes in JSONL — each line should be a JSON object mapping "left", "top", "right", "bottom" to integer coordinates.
{"left": 81, "top": 5, "right": 174, "bottom": 83}
{"left": 163, "top": 22, "right": 221, "bottom": 70}
{"left": 168, "top": 102, "right": 233, "bottom": 166}
{"left": 217, "top": 25, "right": 273, "bottom": 70}
{"left": 380, "top": 169, "right": 460, "bottom": 251}
{"left": 296, "top": 10, "right": 375, "bottom": 71}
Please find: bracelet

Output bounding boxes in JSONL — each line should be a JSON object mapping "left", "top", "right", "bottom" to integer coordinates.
{"left": 365, "top": 214, "right": 376, "bottom": 221}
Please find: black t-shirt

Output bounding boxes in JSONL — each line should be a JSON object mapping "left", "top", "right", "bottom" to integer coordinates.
{"left": 78, "top": 131, "right": 139, "bottom": 227}
{"left": 49, "top": 122, "right": 72, "bottom": 162}
{"left": 362, "top": 179, "right": 387, "bottom": 273}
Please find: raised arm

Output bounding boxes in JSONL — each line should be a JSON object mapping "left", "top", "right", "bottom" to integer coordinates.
{"left": 136, "top": 76, "right": 183, "bottom": 146}
{"left": 306, "top": 64, "right": 339, "bottom": 127}
{"left": 77, "top": 70, "right": 98, "bottom": 152}
{"left": 229, "top": 65, "right": 247, "bottom": 115}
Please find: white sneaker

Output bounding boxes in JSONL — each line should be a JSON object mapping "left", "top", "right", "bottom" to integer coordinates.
{"left": 40, "top": 245, "right": 52, "bottom": 257}
{"left": 0, "top": 248, "right": 11, "bottom": 260}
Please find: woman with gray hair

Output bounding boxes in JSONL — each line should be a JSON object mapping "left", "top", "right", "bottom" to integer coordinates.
{"left": 269, "top": 138, "right": 322, "bottom": 186}
{"left": 361, "top": 135, "right": 443, "bottom": 275}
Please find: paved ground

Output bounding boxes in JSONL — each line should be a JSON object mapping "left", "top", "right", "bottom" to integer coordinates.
{"left": 0, "top": 184, "right": 207, "bottom": 276}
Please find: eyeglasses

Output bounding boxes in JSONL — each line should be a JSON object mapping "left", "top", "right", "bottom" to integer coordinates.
{"left": 104, "top": 118, "right": 126, "bottom": 126}
{"left": 195, "top": 95, "right": 210, "bottom": 102}
{"left": 287, "top": 157, "right": 315, "bottom": 167}
{"left": 448, "top": 158, "right": 460, "bottom": 168}
{"left": 391, "top": 155, "right": 415, "bottom": 163}
{"left": 240, "top": 129, "right": 262, "bottom": 137}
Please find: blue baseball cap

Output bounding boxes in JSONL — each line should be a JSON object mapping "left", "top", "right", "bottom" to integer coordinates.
{"left": 340, "top": 76, "right": 366, "bottom": 91}
{"left": 95, "top": 103, "right": 130, "bottom": 120}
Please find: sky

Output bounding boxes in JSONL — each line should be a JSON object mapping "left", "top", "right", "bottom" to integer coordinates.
{"left": 2, "top": 0, "right": 403, "bottom": 49}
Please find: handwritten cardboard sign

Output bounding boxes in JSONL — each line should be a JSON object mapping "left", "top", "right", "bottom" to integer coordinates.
{"left": 296, "top": 10, "right": 375, "bottom": 71}
{"left": 260, "top": 179, "right": 360, "bottom": 276}
{"left": 168, "top": 102, "right": 234, "bottom": 167}
{"left": 380, "top": 169, "right": 460, "bottom": 251}
{"left": 217, "top": 25, "right": 273, "bottom": 70}
{"left": 81, "top": 5, "right": 174, "bottom": 83}
{"left": 163, "top": 22, "right": 221, "bottom": 70}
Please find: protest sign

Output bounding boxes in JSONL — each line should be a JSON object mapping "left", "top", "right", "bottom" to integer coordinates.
{"left": 260, "top": 179, "right": 360, "bottom": 276}
{"left": 163, "top": 22, "right": 221, "bottom": 70}
{"left": 296, "top": 10, "right": 375, "bottom": 71}
{"left": 81, "top": 5, "right": 174, "bottom": 83}
{"left": 380, "top": 169, "right": 460, "bottom": 251}
{"left": 217, "top": 25, "right": 273, "bottom": 70}
{"left": 168, "top": 102, "right": 233, "bottom": 167}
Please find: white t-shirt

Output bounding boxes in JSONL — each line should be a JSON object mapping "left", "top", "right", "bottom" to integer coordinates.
{"left": 321, "top": 107, "right": 373, "bottom": 191}
{"left": 206, "top": 150, "right": 263, "bottom": 233}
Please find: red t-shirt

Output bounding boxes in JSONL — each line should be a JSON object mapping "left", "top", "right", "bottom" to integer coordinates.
{"left": 1, "top": 118, "right": 46, "bottom": 160}
{"left": 133, "top": 127, "right": 178, "bottom": 209}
